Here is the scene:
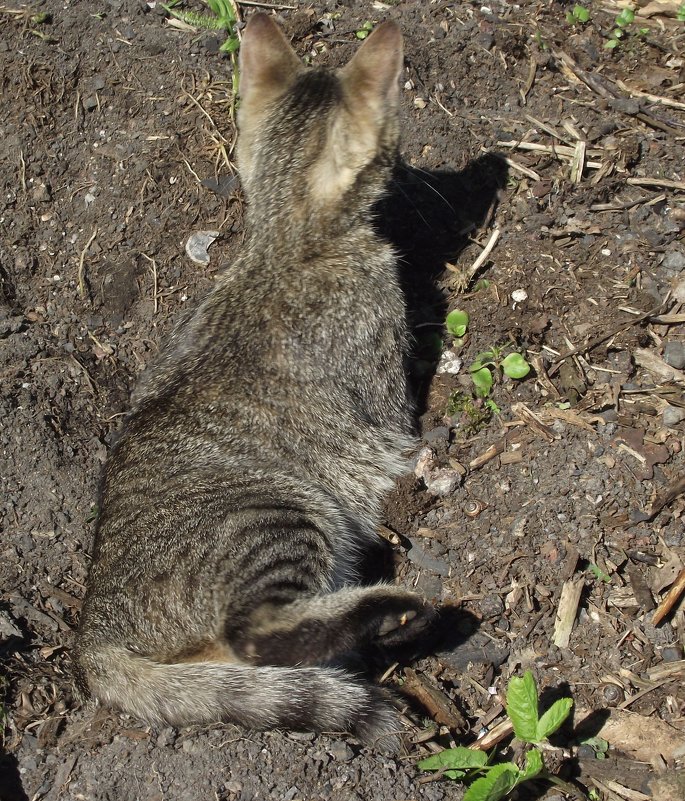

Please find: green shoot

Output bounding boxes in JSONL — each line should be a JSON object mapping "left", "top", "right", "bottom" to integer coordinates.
{"left": 605, "top": 4, "right": 639, "bottom": 49}
{"left": 356, "top": 20, "right": 374, "bottom": 39}
{"left": 566, "top": 5, "right": 590, "bottom": 25}
{"left": 587, "top": 563, "right": 611, "bottom": 583}
{"left": 419, "top": 671, "right": 574, "bottom": 801}
{"left": 163, "top": 0, "right": 239, "bottom": 52}
{"left": 468, "top": 346, "right": 531, "bottom": 398}
{"left": 446, "top": 309, "right": 469, "bottom": 338}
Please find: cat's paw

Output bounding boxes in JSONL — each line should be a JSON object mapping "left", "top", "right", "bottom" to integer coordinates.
{"left": 371, "top": 594, "right": 437, "bottom": 647}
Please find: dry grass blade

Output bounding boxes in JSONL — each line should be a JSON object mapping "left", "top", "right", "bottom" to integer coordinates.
{"left": 627, "top": 177, "right": 685, "bottom": 192}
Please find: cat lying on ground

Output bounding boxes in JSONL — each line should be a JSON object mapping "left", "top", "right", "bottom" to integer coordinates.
{"left": 74, "top": 13, "right": 434, "bottom": 749}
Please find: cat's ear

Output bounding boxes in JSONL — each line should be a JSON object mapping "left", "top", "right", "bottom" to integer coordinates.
{"left": 308, "top": 22, "right": 403, "bottom": 204}
{"left": 238, "top": 14, "right": 302, "bottom": 105}
{"left": 339, "top": 21, "right": 403, "bottom": 111}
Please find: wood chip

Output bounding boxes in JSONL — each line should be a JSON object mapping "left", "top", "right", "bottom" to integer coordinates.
{"left": 469, "top": 717, "right": 514, "bottom": 751}
{"left": 469, "top": 440, "right": 506, "bottom": 470}
{"left": 633, "top": 349, "right": 685, "bottom": 383}
{"left": 401, "top": 668, "right": 466, "bottom": 731}
{"left": 574, "top": 706, "right": 685, "bottom": 763}
{"left": 511, "top": 402, "right": 557, "bottom": 442}
{"left": 553, "top": 577, "right": 584, "bottom": 648}
{"left": 652, "top": 565, "right": 685, "bottom": 626}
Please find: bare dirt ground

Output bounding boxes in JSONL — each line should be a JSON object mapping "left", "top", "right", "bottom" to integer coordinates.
{"left": 1, "top": 1, "right": 684, "bottom": 799}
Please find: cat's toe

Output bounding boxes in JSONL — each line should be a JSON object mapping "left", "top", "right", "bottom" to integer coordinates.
{"left": 375, "top": 599, "right": 436, "bottom": 645}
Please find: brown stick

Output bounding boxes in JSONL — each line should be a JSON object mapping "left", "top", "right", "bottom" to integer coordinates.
{"left": 652, "top": 566, "right": 685, "bottom": 626}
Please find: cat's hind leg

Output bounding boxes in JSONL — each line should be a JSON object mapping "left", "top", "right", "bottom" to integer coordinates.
{"left": 232, "top": 585, "right": 436, "bottom": 667}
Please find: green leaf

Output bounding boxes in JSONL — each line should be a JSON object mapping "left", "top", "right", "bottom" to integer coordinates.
{"left": 506, "top": 671, "right": 539, "bottom": 743}
{"left": 588, "top": 563, "right": 611, "bottom": 583}
{"left": 220, "top": 36, "right": 240, "bottom": 53}
{"left": 471, "top": 367, "right": 493, "bottom": 398}
{"left": 520, "top": 748, "right": 544, "bottom": 780}
{"left": 485, "top": 398, "right": 501, "bottom": 415}
{"left": 446, "top": 309, "right": 470, "bottom": 338}
{"left": 463, "top": 763, "right": 519, "bottom": 801}
{"left": 580, "top": 736, "right": 609, "bottom": 755}
{"left": 418, "top": 746, "right": 488, "bottom": 774}
{"left": 501, "top": 353, "right": 531, "bottom": 379}
{"left": 536, "top": 697, "right": 573, "bottom": 741}
{"left": 470, "top": 351, "right": 496, "bottom": 372}
{"left": 574, "top": 5, "right": 590, "bottom": 23}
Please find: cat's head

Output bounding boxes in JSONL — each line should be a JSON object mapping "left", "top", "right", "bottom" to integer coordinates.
{"left": 236, "top": 13, "right": 403, "bottom": 219}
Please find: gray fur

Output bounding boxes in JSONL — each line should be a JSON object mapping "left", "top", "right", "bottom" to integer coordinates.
{"left": 74, "top": 14, "right": 432, "bottom": 747}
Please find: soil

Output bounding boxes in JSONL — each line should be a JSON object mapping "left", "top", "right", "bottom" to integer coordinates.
{"left": 1, "top": 1, "right": 684, "bottom": 800}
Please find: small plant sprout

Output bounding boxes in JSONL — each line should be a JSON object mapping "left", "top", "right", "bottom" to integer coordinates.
{"left": 604, "top": 4, "right": 645, "bottom": 49}
{"left": 679, "top": 3, "right": 685, "bottom": 22}
{"left": 163, "top": 0, "right": 240, "bottom": 52}
{"left": 446, "top": 309, "right": 469, "bottom": 338}
{"left": 355, "top": 20, "right": 374, "bottom": 39}
{"left": 566, "top": 5, "right": 590, "bottom": 25}
{"left": 418, "top": 671, "right": 574, "bottom": 801}
{"left": 469, "top": 346, "right": 531, "bottom": 398}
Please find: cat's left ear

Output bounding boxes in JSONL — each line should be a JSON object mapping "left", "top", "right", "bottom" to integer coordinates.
{"left": 339, "top": 21, "right": 404, "bottom": 111}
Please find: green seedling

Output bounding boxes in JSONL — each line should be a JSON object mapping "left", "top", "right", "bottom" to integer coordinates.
{"left": 469, "top": 346, "right": 531, "bottom": 398}
{"left": 446, "top": 391, "right": 494, "bottom": 435}
{"left": 679, "top": 4, "right": 685, "bottom": 22}
{"left": 580, "top": 736, "right": 609, "bottom": 760}
{"left": 419, "top": 671, "right": 574, "bottom": 801}
{"left": 604, "top": 5, "right": 647, "bottom": 49}
{"left": 356, "top": 20, "right": 374, "bottom": 39}
{"left": 566, "top": 5, "right": 590, "bottom": 25}
{"left": 446, "top": 309, "right": 469, "bottom": 338}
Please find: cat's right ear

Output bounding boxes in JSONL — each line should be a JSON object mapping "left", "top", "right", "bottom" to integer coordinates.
{"left": 238, "top": 14, "right": 302, "bottom": 105}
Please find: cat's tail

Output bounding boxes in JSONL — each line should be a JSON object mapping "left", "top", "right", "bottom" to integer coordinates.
{"left": 75, "top": 645, "right": 400, "bottom": 749}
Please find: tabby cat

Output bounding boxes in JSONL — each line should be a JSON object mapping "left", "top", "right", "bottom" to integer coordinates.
{"left": 74, "top": 13, "right": 434, "bottom": 748}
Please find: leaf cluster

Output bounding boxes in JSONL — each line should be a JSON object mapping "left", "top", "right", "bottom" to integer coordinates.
{"left": 566, "top": 5, "right": 590, "bottom": 26}
{"left": 605, "top": 5, "right": 648, "bottom": 49}
{"left": 418, "top": 671, "right": 573, "bottom": 801}
{"left": 444, "top": 311, "right": 531, "bottom": 400}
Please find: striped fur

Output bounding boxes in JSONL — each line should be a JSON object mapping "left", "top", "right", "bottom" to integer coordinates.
{"left": 74, "top": 14, "right": 433, "bottom": 748}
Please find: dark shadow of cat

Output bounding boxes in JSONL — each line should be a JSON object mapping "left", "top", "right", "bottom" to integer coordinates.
{"left": 361, "top": 152, "right": 509, "bottom": 671}
{"left": 378, "top": 152, "right": 509, "bottom": 416}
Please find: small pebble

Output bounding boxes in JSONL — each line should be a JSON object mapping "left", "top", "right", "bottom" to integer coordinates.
{"left": 663, "top": 405, "right": 685, "bottom": 427}
{"left": 663, "top": 341, "right": 685, "bottom": 370}
{"left": 511, "top": 288, "right": 528, "bottom": 303}
{"left": 423, "top": 426, "right": 450, "bottom": 444}
{"left": 662, "top": 250, "right": 685, "bottom": 273}
{"left": 327, "top": 741, "right": 354, "bottom": 762}
{"left": 185, "top": 230, "right": 220, "bottom": 266}
{"left": 436, "top": 349, "right": 462, "bottom": 375}
{"left": 662, "top": 645, "right": 683, "bottom": 662}
{"left": 32, "top": 183, "right": 51, "bottom": 202}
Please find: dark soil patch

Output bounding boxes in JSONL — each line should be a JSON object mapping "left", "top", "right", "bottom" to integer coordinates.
{"left": 1, "top": 2, "right": 684, "bottom": 800}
